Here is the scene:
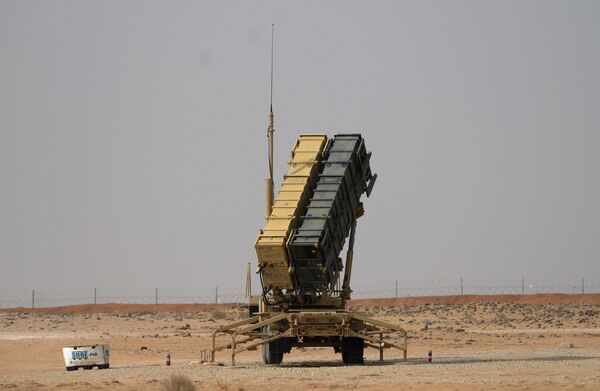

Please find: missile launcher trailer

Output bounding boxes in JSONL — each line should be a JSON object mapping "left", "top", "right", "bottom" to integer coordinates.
{"left": 209, "top": 25, "right": 405, "bottom": 366}
{"left": 210, "top": 133, "right": 407, "bottom": 366}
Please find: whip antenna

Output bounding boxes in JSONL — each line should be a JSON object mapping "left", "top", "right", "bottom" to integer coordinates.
{"left": 270, "top": 23, "right": 274, "bottom": 112}
{"left": 265, "top": 24, "right": 275, "bottom": 218}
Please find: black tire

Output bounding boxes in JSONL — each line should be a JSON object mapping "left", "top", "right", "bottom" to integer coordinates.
{"left": 342, "top": 337, "right": 364, "bottom": 364}
{"left": 83, "top": 365, "right": 94, "bottom": 370}
{"left": 261, "top": 325, "right": 285, "bottom": 365}
{"left": 97, "top": 364, "right": 110, "bottom": 369}
{"left": 262, "top": 340, "right": 284, "bottom": 364}
{"left": 249, "top": 305, "right": 259, "bottom": 317}
{"left": 66, "top": 366, "right": 77, "bottom": 372}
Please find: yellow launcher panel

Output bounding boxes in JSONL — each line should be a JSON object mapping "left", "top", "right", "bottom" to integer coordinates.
{"left": 255, "top": 134, "right": 327, "bottom": 291}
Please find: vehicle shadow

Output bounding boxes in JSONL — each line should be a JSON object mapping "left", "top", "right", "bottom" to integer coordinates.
{"left": 274, "top": 354, "right": 600, "bottom": 368}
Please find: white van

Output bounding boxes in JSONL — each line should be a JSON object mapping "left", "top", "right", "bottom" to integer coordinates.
{"left": 62, "top": 344, "right": 110, "bottom": 371}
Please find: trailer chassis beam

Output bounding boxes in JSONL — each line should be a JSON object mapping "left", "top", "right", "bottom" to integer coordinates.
{"left": 210, "top": 311, "right": 408, "bottom": 366}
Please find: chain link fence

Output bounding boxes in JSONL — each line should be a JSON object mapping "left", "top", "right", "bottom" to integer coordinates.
{"left": 349, "top": 277, "right": 600, "bottom": 299}
{"left": 1, "top": 277, "right": 599, "bottom": 308}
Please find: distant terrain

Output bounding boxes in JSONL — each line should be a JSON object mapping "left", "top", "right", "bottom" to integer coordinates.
{"left": 1, "top": 294, "right": 599, "bottom": 390}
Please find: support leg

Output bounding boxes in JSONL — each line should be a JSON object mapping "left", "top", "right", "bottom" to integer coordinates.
{"left": 231, "top": 335, "right": 236, "bottom": 366}
{"left": 379, "top": 333, "right": 383, "bottom": 361}
{"left": 210, "top": 332, "right": 217, "bottom": 362}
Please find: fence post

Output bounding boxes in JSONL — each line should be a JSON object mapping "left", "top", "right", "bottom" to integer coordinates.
{"left": 460, "top": 278, "right": 463, "bottom": 295}
{"left": 215, "top": 287, "right": 218, "bottom": 304}
{"left": 155, "top": 287, "right": 158, "bottom": 305}
{"left": 582, "top": 278, "right": 584, "bottom": 295}
{"left": 522, "top": 276, "right": 525, "bottom": 295}
{"left": 32, "top": 290, "right": 35, "bottom": 308}
{"left": 94, "top": 288, "right": 97, "bottom": 305}
{"left": 395, "top": 280, "right": 398, "bottom": 298}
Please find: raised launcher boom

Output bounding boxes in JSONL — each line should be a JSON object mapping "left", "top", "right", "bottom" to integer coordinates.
{"left": 289, "top": 134, "right": 376, "bottom": 305}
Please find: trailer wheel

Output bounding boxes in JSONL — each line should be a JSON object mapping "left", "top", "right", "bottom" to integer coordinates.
{"left": 262, "top": 340, "right": 284, "bottom": 364}
{"left": 342, "top": 337, "right": 364, "bottom": 364}
{"left": 66, "top": 366, "right": 77, "bottom": 372}
{"left": 260, "top": 325, "right": 285, "bottom": 365}
{"left": 98, "top": 364, "right": 110, "bottom": 369}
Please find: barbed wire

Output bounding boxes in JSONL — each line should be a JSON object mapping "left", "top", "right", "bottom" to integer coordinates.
{"left": 0, "top": 277, "right": 598, "bottom": 308}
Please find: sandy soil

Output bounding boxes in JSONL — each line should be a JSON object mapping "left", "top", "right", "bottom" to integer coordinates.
{"left": 1, "top": 294, "right": 599, "bottom": 390}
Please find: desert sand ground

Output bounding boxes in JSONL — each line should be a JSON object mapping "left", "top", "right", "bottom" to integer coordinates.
{"left": 1, "top": 294, "right": 600, "bottom": 390}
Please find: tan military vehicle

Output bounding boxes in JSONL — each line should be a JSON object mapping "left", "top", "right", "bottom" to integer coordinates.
{"left": 210, "top": 118, "right": 407, "bottom": 366}
{"left": 210, "top": 26, "right": 406, "bottom": 365}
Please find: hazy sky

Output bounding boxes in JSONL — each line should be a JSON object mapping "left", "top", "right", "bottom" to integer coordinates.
{"left": 1, "top": 1, "right": 599, "bottom": 294}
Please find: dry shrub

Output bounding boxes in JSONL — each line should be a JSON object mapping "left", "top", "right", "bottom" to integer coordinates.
{"left": 216, "top": 385, "right": 245, "bottom": 391}
{"left": 160, "top": 374, "right": 196, "bottom": 391}
{"left": 211, "top": 310, "right": 226, "bottom": 320}
{"left": 495, "top": 311, "right": 509, "bottom": 324}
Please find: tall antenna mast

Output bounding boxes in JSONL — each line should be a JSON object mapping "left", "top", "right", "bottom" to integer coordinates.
{"left": 265, "top": 24, "right": 275, "bottom": 218}
{"left": 270, "top": 23, "right": 274, "bottom": 114}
